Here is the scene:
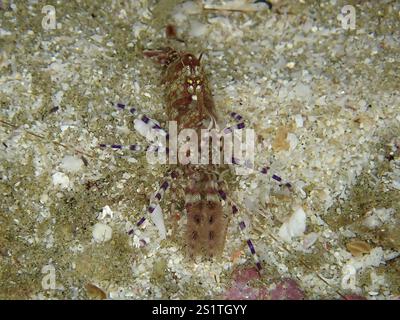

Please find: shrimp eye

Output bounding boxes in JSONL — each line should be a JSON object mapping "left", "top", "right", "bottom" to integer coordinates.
{"left": 187, "top": 79, "right": 193, "bottom": 84}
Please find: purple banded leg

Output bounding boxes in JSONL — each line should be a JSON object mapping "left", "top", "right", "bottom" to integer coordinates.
{"left": 217, "top": 188, "right": 262, "bottom": 271}
{"left": 99, "top": 143, "right": 166, "bottom": 153}
{"left": 114, "top": 102, "right": 138, "bottom": 116}
{"left": 231, "top": 157, "right": 292, "bottom": 189}
{"left": 230, "top": 112, "right": 244, "bottom": 123}
{"left": 223, "top": 122, "right": 245, "bottom": 134}
{"left": 99, "top": 143, "right": 143, "bottom": 152}
{"left": 221, "top": 111, "right": 245, "bottom": 134}
{"left": 233, "top": 205, "right": 262, "bottom": 271}
{"left": 226, "top": 111, "right": 292, "bottom": 189}
{"left": 218, "top": 189, "right": 227, "bottom": 201}
{"left": 259, "top": 166, "right": 292, "bottom": 189}
{"left": 131, "top": 179, "right": 171, "bottom": 233}
{"left": 113, "top": 102, "right": 168, "bottom": 136}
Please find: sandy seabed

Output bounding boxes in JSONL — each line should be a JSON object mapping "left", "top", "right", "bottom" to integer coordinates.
{"left": 0, "top": 0, "right": 399, "bottom": 299}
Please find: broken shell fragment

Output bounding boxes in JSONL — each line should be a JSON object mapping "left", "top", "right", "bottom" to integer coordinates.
{"left": 346, "top": 240, "right": 372, "bottom": 257}
{"left": 85, "top": 283, "right": 107, "bottom": 299}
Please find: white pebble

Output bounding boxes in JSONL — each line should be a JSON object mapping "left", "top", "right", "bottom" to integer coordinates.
{"left": 52, "top": 172, "right": 70, "bottom": 189}
{"left": 286, "top": 61, "right": 296, "bottom": 69}
{"left": 287, "top": 133, "right": 299, "bottom": 151}
{"left": 294, "top": 114, "right": 304, "bottom": 127}
{"left": 189, "top": 20, "right": 208, "bottom": 37}
{"left": 92, "top": 223, "right": 112, "bottom": 243}
{"left": 278, "top": 207, "right": 307, "bottom": 242}
{"left": 60, "top": 155, "right": 83, "bottom": 173}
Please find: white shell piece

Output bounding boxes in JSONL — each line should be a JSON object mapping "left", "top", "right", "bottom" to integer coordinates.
{"left": 150, "top": 204, "right": 166, "bottom": 240}
{"left": 278, "top": 207, "right": 307, "bottom": 242}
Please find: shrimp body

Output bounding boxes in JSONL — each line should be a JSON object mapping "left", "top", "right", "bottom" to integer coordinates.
{"left": 144, "top": 47, "right": 228, "bottom": 258}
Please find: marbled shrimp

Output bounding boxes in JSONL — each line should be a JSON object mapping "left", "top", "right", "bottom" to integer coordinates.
{"left": 97, "top": 28, "right": 294, "bottom": 270}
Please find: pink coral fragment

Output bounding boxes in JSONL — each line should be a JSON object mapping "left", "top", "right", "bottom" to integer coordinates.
{"left": 224, "top": 267, "right": 267, "bottom": 300}
{"left": 343, "top": 294, "right": 367, "bottom": 300}
{"left": 224, "top": 267, "right": 306, "bottom": 300}
{"left": 269, "top": 278, "right": 305, "bottom": 300}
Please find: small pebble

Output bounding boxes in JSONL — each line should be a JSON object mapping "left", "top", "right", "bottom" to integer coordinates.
{"left": 286, "top": 61, "right": 296, "bottom": 69}
{"left": 92, "top": 223, "right": 112, "bottom": 243}
{"left": 60, "top": 155, "right": 83, "bottom": 173}
{"left": 52, "top": 172, "right": 70, "bottom": 189}
{"left": 294, "top": 114, "right": 304, "bottom": 128}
